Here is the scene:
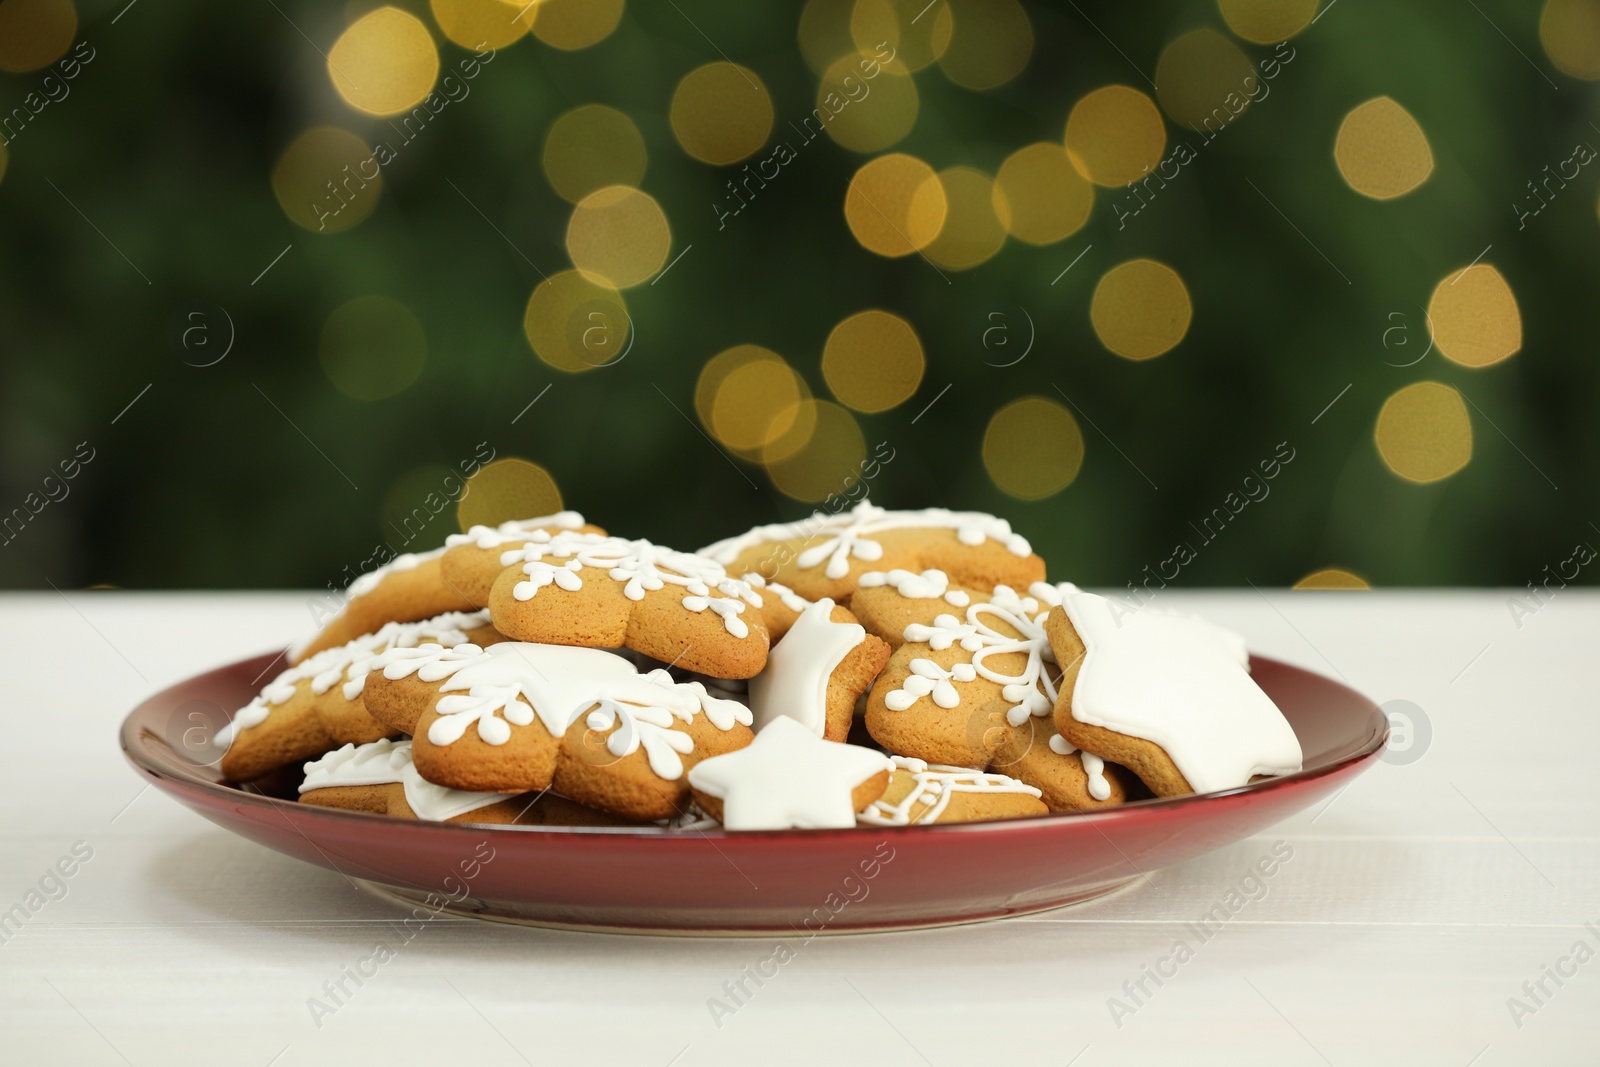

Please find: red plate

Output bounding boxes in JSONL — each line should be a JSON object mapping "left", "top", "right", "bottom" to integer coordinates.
{"left": 122, "top": 650, "right": 1386, "bottom": 936}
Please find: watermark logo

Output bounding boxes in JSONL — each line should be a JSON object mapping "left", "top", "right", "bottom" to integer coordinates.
{"left": 168, "top": 303, "right": 234, "bottom": 367}
{"left": 979, "top": 307, "right": 1034, "bottom": 367}
{"left": 1379, "top": 699, "right": 1431, "bottom": 766}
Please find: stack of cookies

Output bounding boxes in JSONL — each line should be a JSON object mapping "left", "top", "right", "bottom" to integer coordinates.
{"left": 217, "top": 502, "right": 1303, "bottom": 831}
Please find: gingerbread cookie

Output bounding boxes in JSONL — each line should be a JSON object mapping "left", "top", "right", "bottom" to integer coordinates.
{"left": 746, "top": 598, "right": 890, "bottom": 741}
{"left": 864, "top": 579, "right": 1070, "bottom": 768}
{"left": 553, "top": 682, "right": 755, "bottom": 820}
{"left": 438, "top": 512, "right": 605, "bottom": 606}
{"left": 298, "top": 739, "right": 540, "bottom": 823}
{"left": 219, "top": 610, "right": 500, "bottom": 782}
{"left": 687, "top": 715, "right": 893, "bottom": 830}
{"left": 487, "top": 532, "right": 779, "bottom": 678}
{"left": 699, "top": 499, "right": 1044, "bottom": 603}
{"left": 364, "top": 641, "right": 756, "bottom": 807}
{"left": 292, "top": 511, "right": 591, "bottom": 662}
{"left": 858, "top": 756, "right": 1046, "bottom": 825}
{"left": 851, "top": 568, "right": 979, "bottom": 647}
{"left": 1047, "top": 592, "right": 1302, "bottom": 797}
{"left": 988, "top": 715, "right": 1137, "bottom": 812}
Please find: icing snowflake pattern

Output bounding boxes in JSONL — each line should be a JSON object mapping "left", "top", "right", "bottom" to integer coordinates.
{"left": 500, "top": 532, "right": 764, "bottom": 638}
{"left": 885, "top": 582, "right": 1072, "bottom": 726}
{"left": 699, "top": 500, "right": 1032, "bottom": 580}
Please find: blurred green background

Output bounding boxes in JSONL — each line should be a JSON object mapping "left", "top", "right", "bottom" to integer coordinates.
{"left": 0, "top": 0, "right": 1592, "bottom": 598}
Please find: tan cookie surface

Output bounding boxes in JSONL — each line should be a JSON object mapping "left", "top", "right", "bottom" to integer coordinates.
{"left": 864, "top": 581, "right": 1070, "bottom": 768}
{"left": 222, "top": 612, "right": 500, "bottom": 779}
{"left": 552, "top": 692, "right": 755, "bottom": 821}
{"left": 487, "top": 533, "right": 773, "bottom": 678}
{"left": 858, "top": 757, "right": 1047, "bottom": 825}
{"left": 293, "top": 552, "right": 474, "bottom": 662}
{"left": 700, "top": 501, "right": 1044, "bottom": 604}
{"left": 989, "top": 716, "right": 1137, "bottom": 812}
{"left": 438, "top": 514, "right": 607, "bottom": 606}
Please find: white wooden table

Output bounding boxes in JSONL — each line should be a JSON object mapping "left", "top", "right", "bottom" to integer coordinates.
{"left": 2, "top": 591, "right": 1595, "bottom": 1066}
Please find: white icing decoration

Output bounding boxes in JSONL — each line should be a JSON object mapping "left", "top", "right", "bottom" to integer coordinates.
{"left": 743, "top": 572, "right": 810, "bottom": 613}
{"left": 298, "top": 738, "right": 505, "bottom": 821}
{"left": 399, "top": 761, "right": 506, "bottom": 822}
{"left": 585, "top": 699, "right": 698, "bottom": 780}
{"left": 884, "top": 584, "right": 1078, "bottom": 725}
{"left": 746, "top": 598, "right": 864, "bottom": 736}
{"left": 299, "top": 738, "right": 411, "bottom": 792}
{"left": 699, "top": 499, "right": 1032, "bottom": 580}
{"left": 686, "top": 715, "right": 893, "bottom": 830}
{"left": 219, "top": 610, "right": 491, "bottom": 745}
{"left": 859, "top": 755, "right": 1043, "bottom": 826}
{"left": 444, "top": 511, "right": 587, "bottom": 550}
{"left": 1045, "top": 734, "right": 1111, "bottom": 801}
{"left": 580, "top": 672, "right": 754, "bottom": 781}
{"left": 347, "top": 546, "right": 444, "bottom": 599}
{"left": 369, "top": 643, "right": 751, "bottom": 766}
{"left": 857, "top": 568, "right": 970, "bottom": 607}
{"left": 499, "top": 532, "right": 762, "bottom": 638}
{"left": 1061, "top": 590, "right": 1303, "bottom": 794}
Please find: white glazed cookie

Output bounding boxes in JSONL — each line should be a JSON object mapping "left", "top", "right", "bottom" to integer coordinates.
{"left": 1047, "top": 592, "right": 1303, "bottom": 797}
{"left": 700, "top": 499, "right": 1046, "bottom": 604}
{"left": 687, "top": 715, "right": 893, "bottom": 830}
{"left": 299, "top": 738, "right": 541, "bottom": 824}
{"left": 746, "top": 598, "right": 890, "bottom": 741}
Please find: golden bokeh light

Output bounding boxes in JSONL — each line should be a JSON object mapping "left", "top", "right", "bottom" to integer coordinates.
{"left": 530, "top": 0, "right": 624, "bottom": 50}
{"left": 1154, "top": 27, "right": 1255, "bottom": 131}
{"left": 799, "top": 0, "right": 858, "bottom": 74}
{"left": 328, "top": 7, "right": 440, "bottom": 117}
{"left": 937, "top": 0, "right": 1033, "bottom": 90}
{"left": 542, "top": 105, "right": 647, "bottom": 204}
{"left": 1218, "top": 0, "right": 1318, "bottom": 44}
{"left": 983, "top": 397, "right": 1084, "bottom": 500}
{"left": 851, "top": 0, "right": 953, "bottom": 71}
{"left": 821, "top": 310, "right": 925, "bottom": 413}
{"left": 319, "top": 294, "right": 428, "bottom": 401}
{"left": 923, "top": 166, "right": 1006, "bottom": 270}
{"left": 0, "top": 0, "right": 74, "bottom": 73}
{"left": 992, "top": 142, "right": 1095, "bottom": 245}
{"left": 457, "top": 458, "right": 564, "bottom": 530}
{"left": 844, "top": 153, "right": 947, "bottom": 257}
{"left": 1090, "top": 259, "right": 1193, "bottom": 360}
{"left": 670, "top": 62, "right": 774, "bottom": 166}
{"left": 1334, "top": 97, "right": 1434, "bottom": 200}
{"left": 711, "top": 351, "right": 813, "bottom": 454}
{"left": 1541, "top": 0, "right": 1600, "bottom": 79}
{"left": 1375, "top": 381, "right": 1473, "bottom": 484}
{"left": 695, "top": 344, "right": 766, "bottom": 429}
{"left": 818, "top": 55, "right": 920, "bottom": 153}
{"left": 766, "top": 400, "right": 867, "bottom": 502}
{"left": 1427, "top": 264, "right": 1522, "bottom": 368}
{"left": 429, "top": 0, "right": 533, "bottom": 50}
{"left": 565, "top": 185, "right": 671, "bottom": 288}
{"left": 382, "top": 464, "right": 454, "bottom": 546}
{"left": 523, "top": 269, "right": 631, "bottom": 373}
{"left": 271, "top": 126, "right": 383, "bottom": 234}
{"left": 696, "top": 346, "right": 818, "bottom": 462}
{"left": 1293, "top": 568, "right": 1372, "bottom": 590}
{"left": 1065, "top": 85, "right": 1168, "bottom": 187}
